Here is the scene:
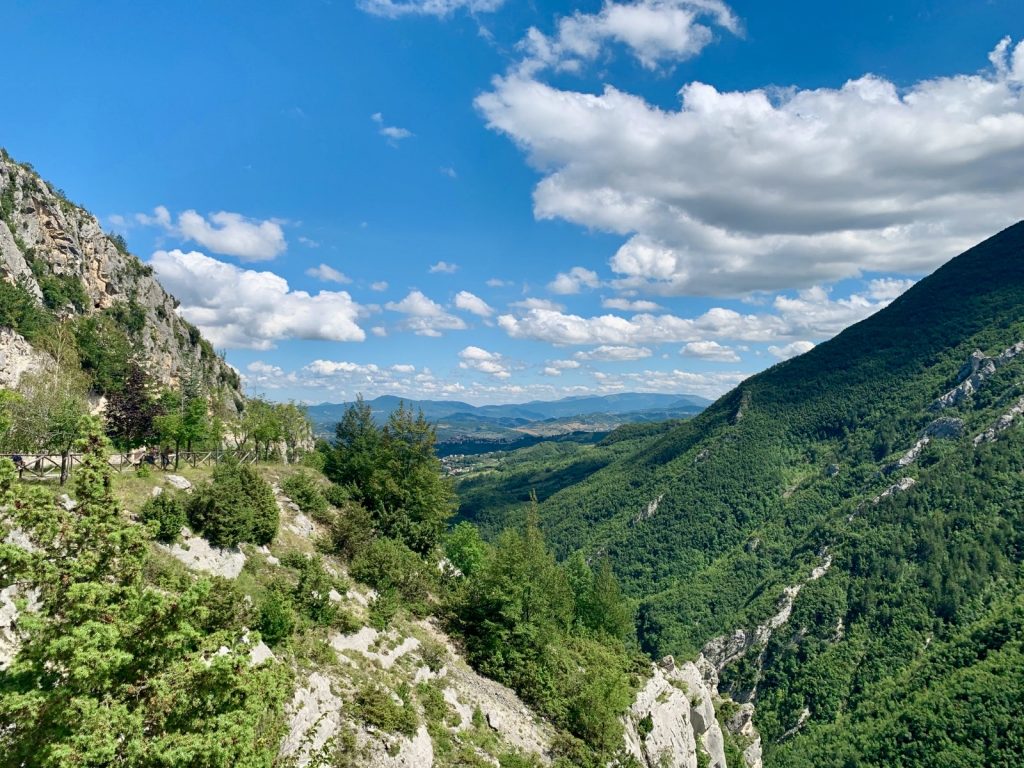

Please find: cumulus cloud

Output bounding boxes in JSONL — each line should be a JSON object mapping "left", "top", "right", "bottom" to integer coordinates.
{"left": 592, "top": 367, "right": 748, "bottom": 398}
{"left": 519, "top": 0, "right": 740, "bottom": 74}
{"left": 150, "top": 249, "right": 365, "bottom": 350}
{"left": 681, "top": 340, "right": 739, "bottom": 362}
{"left": 429, "top": 260, "right": 459, "bottom": 274}
{"left": 768, "top": 340, "right": 815, "bottom": 360}
{"left": 359, "top": 0, "right": 504, "bottom": 18}
{"left": 371, "top": 112, "right": 414, "bottom": 144}
{"left": 486, "top": 277, "right": 512, "bottom": 287}
{"left": 575, "top": 345, "right": 653, "bottom": 361}
{"left": 548, "top": 266, "right": 600, "bottom": 294}
{"left": 459, "top": 346, "right": 511, "bottom": 378}
{"left": 498, "top": 283, "right": 895, "bottom": 346}
{"left": 602, "top": 297, "right": 663, "bottom": 311}
{"left": 479, "top": 38, "right": 1024, "bottom": 295}
{"left": 371, "top": 281, "right": 389, "bottom": 291}
{"left": 136, "top": 206, "right": 286, "bottom": 261}
{"left": 454, "top": 290, "right": 494, "bottom": 317}
{"left": 306, "top": 263, "right": 352, "bottom": 283}
{"left": 305, "top": 360, "right": 381, "bottom": 376}
{"left": 385, "top": 290, "right": 468, "bottom": 336}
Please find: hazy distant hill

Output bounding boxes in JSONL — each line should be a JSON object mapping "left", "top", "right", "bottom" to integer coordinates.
{"left": 305, "top": 392, "right": 709, "bottom": 447}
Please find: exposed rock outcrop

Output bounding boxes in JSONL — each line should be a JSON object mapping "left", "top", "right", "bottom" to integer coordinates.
{"left": 0, "top": 328, "right": 52, "bottom": 389}
{"left": 932, "top": 343, "right": 1024, "bottom": 410}
{"left": 974, "top": 395, "right": 1024, "bottom": 444}
{"left": 160, "top": 526, "right": 246, "bottom": 579}
{"left": 0, "top": 149, "right": 241, "bottom": 397}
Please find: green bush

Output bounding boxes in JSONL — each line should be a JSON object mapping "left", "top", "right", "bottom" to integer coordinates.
{"left": 257, "top": 583, "right": 297, "bottom": 645}
{"left": 0, "top": 278, "right": 53, "bottom": 343}
{"left": 351, "top": 536, "right": 432, "bottom": 607}
{"left": 355, "top": 683, "right": 418, "bottom": 738}
{"left": 323, "top": 482, "right": 349, "bottom": 507}
{"left": 139, "top": 491, "right": 186, "bottom": 543}
{"left": 327, "top": 503, "right": 376, "bottom": 562}
{"left": 282, "top": 471, "right": 329, "bottom": 521}
{"left": 37, "top": 271, "right": 89, "bottom": 312}
{"left": 187, "top": 459, "right": 278, "bottom": 548}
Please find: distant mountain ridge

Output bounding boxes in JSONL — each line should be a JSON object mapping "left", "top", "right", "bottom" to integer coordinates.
{"left": 306, "top": 392, "right": 709, "bottom": 445}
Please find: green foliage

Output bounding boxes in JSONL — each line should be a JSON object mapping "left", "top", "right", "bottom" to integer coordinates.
{"left": 74, "top": 314, "right": 131, "bottom": 394}
{"left": 103, "top": 299, "right": 147, "bottom": 336}
{"left": 0, "top": 277, "right": 53, "bottom": 343}
{"left": 187, "top": 458, "right": 278, "bottom": 548}
{"left": 450, "top": 507, "right": 637, "bottom": 761}
{"left": 36, "top": 270, "right": 89, "bottom": 312}
{"left": 350, "top": 536, "right": 432, "bottom": 609}
{"left": 326, "top": 503, "right": 376, "bottom": 562}
{"left": 0, "top": 430, "right": 291, "bottom": 765}
{"left": 355, "top": 683, "right": 419, "bottom": 738}
{"left": 445, "top": 521, "right": 491, "bottom": 578}
{"left": 326, "top": 397, "right": 455, "bottom": 554}
{"left": 282, "top": 470, "right": 329, "bottom": 521}
{"left": 139, "top": 491, "right": 187, "bottom": 543}
{"left": 257, "top": 582, "right": 297, "bottom": 646}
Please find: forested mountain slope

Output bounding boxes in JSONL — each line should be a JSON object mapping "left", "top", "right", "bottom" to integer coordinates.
{"left": 458, "top": 222, "right": 1024, "bottom": 766}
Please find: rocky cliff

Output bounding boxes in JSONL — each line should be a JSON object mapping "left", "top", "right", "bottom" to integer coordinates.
{"left": 0, "top": 147, "right": 241, "bottom": 401}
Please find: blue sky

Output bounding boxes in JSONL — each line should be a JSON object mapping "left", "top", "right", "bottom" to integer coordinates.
{"left": 2, "top": 0, "right": 1022, "bottom": 404}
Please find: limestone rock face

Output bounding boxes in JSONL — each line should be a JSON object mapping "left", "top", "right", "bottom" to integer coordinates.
{"left": 623, "top": 659, "right": 727, "bottom": 768}
{"left": 0, "top": 328, "right": 52, "bottom": 389}
{"left": 0, "top": 150, "right": 241, "bottom": 398}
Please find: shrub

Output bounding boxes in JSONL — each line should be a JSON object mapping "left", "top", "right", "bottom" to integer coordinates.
{"left": 187, "top": 459, "right": 278, "bottom": 548}
{"left": 355, "top": 683, "right": 418, "bottom": 738}
{"left": 323, "top": 482, "right": 349, "bottom": 507}
{"left": 257, "top": 583, "right": 297, "bottom": 645}
{"left": 282, "top": 471, "right": 329, "bottom": 521}
{"left": 351, "top": 536, "right": 431, "bottom": 607}
{"left": 368, "top": 588, "right": 400, "bottom": 630}
{"left": 293, "top": 555, "right": 339, "bottom": 626}
{"left": 300, "top": 449, "right": 327, "bottom": 472}
{"left": 139, "top": 491, "right": 186, "bottom": 543}
{"left": 327, "top": 503, "right": 376, "bottom": 562}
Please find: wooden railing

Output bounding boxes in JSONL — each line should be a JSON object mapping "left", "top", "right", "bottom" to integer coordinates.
{"left": 0, "top": 449, "right": 259, "bottom": 480}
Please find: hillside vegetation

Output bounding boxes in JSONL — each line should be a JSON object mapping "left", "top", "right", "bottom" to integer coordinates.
{"left": 457, "top": 222, "right": 1024, "bottom": 766}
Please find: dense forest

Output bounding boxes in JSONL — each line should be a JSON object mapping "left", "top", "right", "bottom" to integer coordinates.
{"left": 456, "top": 222, "right": 1024, "bottom": 766}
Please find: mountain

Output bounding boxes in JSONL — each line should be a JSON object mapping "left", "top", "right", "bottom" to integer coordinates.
{"left": 456, "top": 223, "right": 1024, "bottom": 767}
{"left": 306, "top": 392, "right": 709, "bottom": 447}
{"left": 0, "top": 148, "right": 241, "bottom": 404}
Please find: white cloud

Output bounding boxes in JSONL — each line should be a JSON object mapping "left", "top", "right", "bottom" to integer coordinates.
{"left": 359, "top": 0, "right": 504, "bottom": 18}
{"left": 602, "top": 297, "right": 663, "bottom": 311}
{"left": 479, "top": 38, "right": 1024, "bottom": 295}
{"left": 486, "top": 277, "right": 512, "bottom": 287}
{"left": 681, "top": 340, "right": 739, "bottom": 362}
{"left": 575, "top": 345, "right": 653, "bottom": 361}
{"left": 136, "top": 206, "right": 286, "bottom": 262}
{"left": 519, "top": 0, "right": 740, "bottom": 74}
{"left": 176, "top": 210, "right": 286, "bottom": 262}
{"left": 391, "top": 364, "right": 416, "bottom": 373}
{"left": 867, "top": 277, "right": 916, "bottom": 301}
{"left": 551, "top": 359, "right": 581, "bottom": 369}
{"left": 592, "top": 367, "right": 748, "bottom": 398}
{"left": 247, "top": 361, "right": 285, "bottom": 376}
{"left": 454, "top": 290, "right": 494, "bottom": 317}
{"left": 306, "top": 263, "right": 352, "bottom": 284}
{"left": 429, "top": 260, "right": 459, "bottom": 274}
{"left": 305, "top": 360, "right": 381, "bottom": 376}
{"left": 370, "top": 281, "right": 389, "bottom": 291}
{"left": 548, "top": 266, "right": 600, "bottom": 294}
{"left": 385, "top": 290, "right": 468, "bottom": 336}
{"left": 371, "top": 326, "right": 388, "bottom": 337}
{"left": 136, "top": 205, "right": 171, "bottom": 228}
{"left": 298, "top": 236, "right": 321, "bottom": 248}
{"left": 768, "top": 340, "right": 815, "bottom": 360}
{"left": 459, "top": 346, "right": 511, "bottom": 378}
{"left": 440, "top": 166, "right": 458, "bottom": 178}
{"left": 498, "top": 284, "right": 894, "bottom": 346}
{"left": 371, "top": 112, "right": 414, "bottom": 144}
{"left": 150, "top": 249, "right": 365, "bottom": 350}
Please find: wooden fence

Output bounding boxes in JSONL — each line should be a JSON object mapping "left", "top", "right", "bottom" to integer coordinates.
{"left": 0, "top": 450, "right": 258, "bottom": 481}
